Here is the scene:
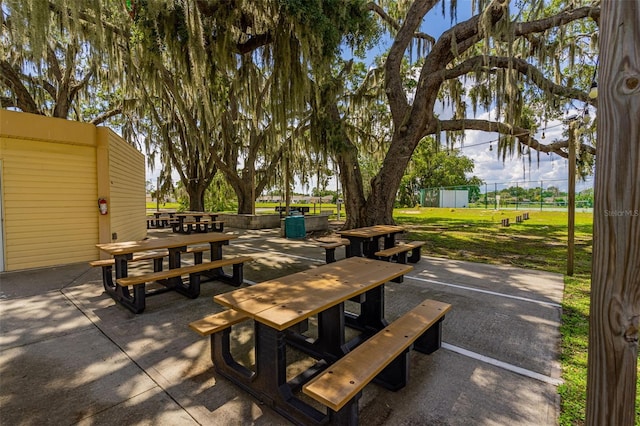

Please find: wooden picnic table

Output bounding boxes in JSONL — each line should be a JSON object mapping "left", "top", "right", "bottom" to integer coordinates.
{"left": 150, "top": 211, "right": 176, "bottom": 228}
{"left": 338, "top": 225, "right": 405, "bottom": 257}
{"left": 96, "top": 233, "right": 238, "bottom": 313}
{"left": 172, "top": 212, "right": 222, "bottom": 233}
{"left": 210, "top": 257, "right": 413, "bottom": 425}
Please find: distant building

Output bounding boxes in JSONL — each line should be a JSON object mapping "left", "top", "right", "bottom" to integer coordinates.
{"left": 420, "top": 189, "right": 468, "bottom": 208}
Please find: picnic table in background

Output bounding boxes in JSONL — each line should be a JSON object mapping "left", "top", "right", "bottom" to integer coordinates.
{"left": 172, "top": 212, "right": 224, "bottom": 234}
{"left": 146, "top": 211, "right": 176, "bottom": 228}
{"left": 338, "top": 225, "right": 405, "bottom": 257}
{"left": 95, "top": 233, "right": 247, "bottom": 313}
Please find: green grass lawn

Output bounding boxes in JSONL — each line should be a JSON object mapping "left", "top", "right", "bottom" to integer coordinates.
{"left": 146, "top": 202, "right": 181, "bottom": 210}
{"left": 393, "top": 207, "right": 638, "bottom": 426}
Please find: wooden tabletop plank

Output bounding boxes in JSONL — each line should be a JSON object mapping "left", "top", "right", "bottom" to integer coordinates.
{"left": 97, "top": 233, "right": 236, "bottom": 255}
{"left": 338, "top": 225, "right": 405, "bottom": 239}
{"left": 214, "top": 257, "right": 412, "bottom": 330}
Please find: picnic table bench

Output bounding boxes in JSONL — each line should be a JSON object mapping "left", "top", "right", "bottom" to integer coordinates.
{"left": 116, "top": 255, "right": 252, "bottom": 302}
{"left": 319, "top": 239, "right": 352, "bottom": 263}
{"left": 303, "top": 299, "right": 451, "bottom": 421}
{"left": 375, "top": 240, "right": 426, "bottom": 264}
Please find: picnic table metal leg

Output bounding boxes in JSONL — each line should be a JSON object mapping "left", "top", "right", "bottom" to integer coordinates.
{"left": 346, "top": 237, "right": 364, "bottom": 257}
{"left": 358, "top": 285, "right": 387, "bottom": 331}
{"left": 287, "top": 303, "right": 346, "bottom": 361}
{"left": 345, "top": 285, "right": 388, "bottom": 349}
{"left": 414, "top": 317, "right": 445, "bottom": 354}
{"left": 102, "top": 253, "right": 146, "bottom": 314}
{"left": 165, "top": 246, "right": 201, "bottom": 298}
{"left": 384, "top": 233, "right": 396, "bottom": 249}
{"left": 212, "top": 322, "right": 330, "bottom": 425}
{"left": 201, "top": 241, "right": 242, "bottom": 285}
{"left": 408, "top": 246, "right": 422, "bottom": 263}
{"left": 365, "top": 236, "right": 384, "bottom": 258}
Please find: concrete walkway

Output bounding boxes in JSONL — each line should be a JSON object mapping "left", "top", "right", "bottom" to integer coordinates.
{"left": 0, "top": 227, "right": 564, "bottom": 425}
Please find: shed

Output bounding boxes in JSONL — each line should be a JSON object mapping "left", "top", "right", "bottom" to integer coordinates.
{"left": 439, "top": 190, "right": 469, "bottom": 208}
{"left": 0, "top": 110, "right": 146, "bottom": 272}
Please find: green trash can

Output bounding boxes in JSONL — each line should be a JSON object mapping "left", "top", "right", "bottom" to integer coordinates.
{"left": 285, "top": 215, "right": 306, "bottom": 238}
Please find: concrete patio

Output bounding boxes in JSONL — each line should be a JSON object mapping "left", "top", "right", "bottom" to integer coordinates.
{"left": 0, "top": 227, "right": 564, "bottom": 425}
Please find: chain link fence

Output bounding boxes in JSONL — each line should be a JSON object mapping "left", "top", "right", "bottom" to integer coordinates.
{"left": 419, "top": 178, "right": 595, "bottom": 211}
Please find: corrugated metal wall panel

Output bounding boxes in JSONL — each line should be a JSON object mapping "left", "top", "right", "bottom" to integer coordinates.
{"left": 107, "top": 132, "right": 146, "bottom": 242}
{"left": 2, "top": 138, "right": 98, "bottom": 270}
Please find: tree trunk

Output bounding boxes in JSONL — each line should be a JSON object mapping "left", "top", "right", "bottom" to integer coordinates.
{"left": 235, "top": 177, "right": 255, "bottom": 214}
{"left": 336, "top": 143, "right": 367, "bottom": 228}
{"left": 322, "top": 99, "right": 367, "bottom": 228}
{"left": 586, "top": 1, "right": 640, "bottom": 424}
{"left": 236, "top": 190, "right": 254, "bottom": 214}
{"left": 185, "top": 181, "right": 207, "bottom": 211}
{"left": 363, "top": 121, "right": 426, "bottom": 225}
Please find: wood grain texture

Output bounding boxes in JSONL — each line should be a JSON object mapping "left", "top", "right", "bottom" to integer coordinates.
{"left": 586, "top": 1, "right": 640, "bottom": 424}
{"left": 302, "top": 299, "right": 451, "bottom": 411}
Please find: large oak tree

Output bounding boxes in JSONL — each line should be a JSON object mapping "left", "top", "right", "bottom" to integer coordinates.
{"left": 332, "top": 0, "right": 600, "bottom": 226}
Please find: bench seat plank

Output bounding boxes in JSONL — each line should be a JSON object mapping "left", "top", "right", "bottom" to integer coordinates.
{"left": 374, "top": 241, "right": 425, "bottom": 258}
{"left": 319, "top": 239, "right": 350, "bottom": 249}
{"left": 320, "top": 239, "right": 352, "bottom": 263}
{"left": 116, "top": 256, "right": 253, "bottom": 287}
{"left": 303, "top": 299, "right": 451, "bottom": 412}
{"left": 189, "top": 309, "right": 249, "bottom": 336}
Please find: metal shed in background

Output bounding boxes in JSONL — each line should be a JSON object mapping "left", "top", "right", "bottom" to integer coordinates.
{"left": 420, "top": 188, "right": 469, "bottom": 208}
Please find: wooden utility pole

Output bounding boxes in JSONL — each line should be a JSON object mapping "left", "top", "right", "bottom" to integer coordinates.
{"left": 586, "top": 1, "right": 640, "bottom": 424}
{"left": 567, "top": 121, "right": 576, "bottom": 276}
{"left": 156, "top": 176, "right": 160, "bottom": 212}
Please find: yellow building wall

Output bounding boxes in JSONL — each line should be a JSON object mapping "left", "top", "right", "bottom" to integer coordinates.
{"left": 99, "top": 128, "right": 146, "bottom": 245}
{"left": 0, "top": 110, "right": 146, "bottom": 271}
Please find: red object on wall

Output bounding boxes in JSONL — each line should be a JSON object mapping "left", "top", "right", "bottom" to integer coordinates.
{"left": 98, "top": 198, "right": 108, "bottom": 215}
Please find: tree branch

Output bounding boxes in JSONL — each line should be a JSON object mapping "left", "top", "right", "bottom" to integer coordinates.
{"left": 90, "top": 106, "right": 122, "bottom": 125}
{"left": 437, "top": 118, "right": 596, "bottom": 158}
{"left": 69, "top": 69, "right": 94, "bottom": 100}
{"left": 441, "top": 55, "right": 593, "bottom": 104}
{"left": 0, "top": 60, "right": 41, "bottom": 114}
{"left": 366, "top": 2, "right": 436, "bottom": 44}
{"left": 512, "top": 6, "right": 600, "bottom": 37}
{"left": 384, "top": 0, "right": 440, "bottom": 122}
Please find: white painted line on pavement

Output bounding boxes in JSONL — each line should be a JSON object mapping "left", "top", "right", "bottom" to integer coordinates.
{"left": 406, "top": 275, "right": 562, "bottom": 308}
{"left": 441, "top": 342, "right": 564, "bottom": 386}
